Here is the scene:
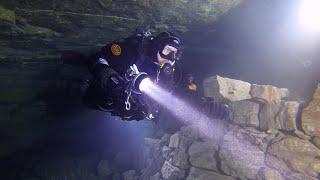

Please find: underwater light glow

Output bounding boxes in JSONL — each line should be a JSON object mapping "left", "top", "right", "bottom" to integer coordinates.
{"left": 140, "top": 80, "right": 265, "bottom": 173}
{"left": 299, "top": 0, "right": 320, "bottom": 32}
{"left": 140, "top": 79, "right": 225, "bottom": 140}
{"left": 139, "top": 77, "right": 152, "bottom": 92}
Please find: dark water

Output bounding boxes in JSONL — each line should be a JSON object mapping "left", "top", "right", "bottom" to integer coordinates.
{"left": 182, "top": 0, "right": 319, "bottom": 100}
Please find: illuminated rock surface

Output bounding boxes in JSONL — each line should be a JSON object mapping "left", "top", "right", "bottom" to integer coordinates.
{"left": 135, "top": 80, "right": 320, "bottom": 180}
{"left": 301, "top": 84, "right": 320, "bottom": 137}
{"left": 203, "top": 75, "right": 252, "bottom": 102}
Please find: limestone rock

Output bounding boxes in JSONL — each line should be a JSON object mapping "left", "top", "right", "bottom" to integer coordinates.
{"left": 171, "top": 147, "right": 189, "bottom": 171}
{"left": 301, "top": 84, "right": 320, "bottom": 137}
{"left": 265, "top": 154, "right": 291, "bottom": 175}
{"left": 169, "top": 126, "right": 203, "bottom": 170}
{"left": 203, "top": 75, "right": 252, "bottom": 102}
{"left": 179, "top": 125, "right": 200, "bottom": 142}
{"left": 150, "top": 172, "right": 163, "bottom": 180}
{"left": 0, "top": 5, "right": 16, "bottom": 24}
{"left": 140, "top": 138, "right": 165, "bottom": 179}
{"left": 161, "top": 146, "right": 171, "bottom": 160}
{"left": 267, "top": 136, "right": 320, "bottom": 177}
{"left": 188, "top": 141, "right": 218, "bottom": 171}
{"left": 311, "top": 136, "right": 320, "bottom": 149}
{"left": 284, "top": 172, "right": 319, "bottom": 180}
{"left": 122, "top": 170, "right": 138, "bottom": 180}
{"left": 279, "top": 101, "right": 300, "bottom": 131}
{"left": 169, "top": 133, "right": 179, "bottom": 148}
{"left": 219, "top": 127, "right": 265, "bottom": 179}
{"left": 294, "top": 129, "right": 311, "bottom": 141}
{"left": 238, "top": 126, "right": 270, "bottom": 151}
{"left": 250, "top": 84, "right": 289, "bottom": 104}
{"left": 0, "top": 0, "right": 243, "bottom": 60}
{"left": 186, "top": 167, "right": 235, "bottom": 180}
{"left": 161, "top": 161, "right": 180, "bottom": 180}
{"left": 160, "top": 134, "right": 171, "bottom": 147}
{"left": 257, "top": 167, "right": 283, "bottom": 180}
{"left": 171, "top": 133, "right": 190, "bottom": 170}
{"left": 259, "top": 102, "right": 282, "bottom": 132}
{"left": 230, "top": 100, "right": 259, "bottom": 127}
{"left": 97, "top": 160, "right": 112, "bottom": 177}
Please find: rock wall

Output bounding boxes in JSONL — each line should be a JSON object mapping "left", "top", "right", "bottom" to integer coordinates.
{"left": 123, "top": 76, "right": 320, "bottom": 180}
{"left": 0, "top": 0, "right": 242, "bottom": 60}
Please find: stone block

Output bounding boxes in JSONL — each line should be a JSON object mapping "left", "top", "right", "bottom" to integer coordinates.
{"left": 301, "top": 84, "right": 320, "bottom": 137}
{"left": 186, "top": 167, "right": 235, "bottom": 180}
{"left": 259, "top": 102, "right": 281, "bottom": 132}
{"left": 188, "top": 141, "right": 218, "bottom": 171}
{"left": 230, "top": 100, "right": 259, "bottom": 127}
{"left": 250, "top": 84, "right": 289, "bottom": 104}
{"left": 267, "top": 136, "right": 320, "bottom": 177}
{"left": 219, "top": 128, "right": 265, "bottom": 179}
{"left": 203, "top": 75, "right": 251, "bottom": 102}
{"left": 279, "top": 101, "right": 300, "bottom": 131}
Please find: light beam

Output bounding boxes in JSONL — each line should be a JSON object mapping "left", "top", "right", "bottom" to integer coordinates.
{"left": 139, "top": 78, "right": 265, "bottom": 175}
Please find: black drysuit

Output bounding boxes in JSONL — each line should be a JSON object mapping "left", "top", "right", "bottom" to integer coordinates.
{"left": 62, "top": 33, "right": 230, "bottom": 121}
{"left": 82, "top": 34, "right": 163, "bottom": 120}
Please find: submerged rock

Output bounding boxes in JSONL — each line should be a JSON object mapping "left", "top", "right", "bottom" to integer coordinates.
{"left": 186, "top": 167, "right": 235, "bottom": 180}
{"left": 257, "top": 167, "right": 283, "bottom": 180}
{"left": 168, "top": 133, "right": 179, "bottom": 149}
{"left": 230, "top": 100, "right": 260, "bottom": 127}
{"left": 259, "top": 102, "right": 282, "bottom": 132}
{"left": 267, "top": 136, "right": 320, "bottom": 177}
{"left": 0, "top": 5, "right": 16, "bottom": 24}
{"left": 278, "top": 101, "right": 300, "bottom": 131}
{"left": 301, "top": 84, "right": 320, "bottom": 137}
{"left": 203, "top": 75, "right": 252, "bottom": 102}
{"left": 122, "top": 170, "right": 138, "bottom": 180}
{"left": 133, "top": 77, "right": 320, "bottom": 180}
{"left": 250, "top": 84, "right": 289, "bottom": 104}
{"left": 161, "top": 160, "right": 180, "bottom": 180}
{"left": 97, "top": 160, "right": 112, "bottom": 177}
{"left": 219, "top": 127, "right": 265, "bottom": 179}
{"left": 312, "top": 137, "right": 320, "bottom": 149}
{"left": 188, "top": 141, "right": 218, "bottom": 171}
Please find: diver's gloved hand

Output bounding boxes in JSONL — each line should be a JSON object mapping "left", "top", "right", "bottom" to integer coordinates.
{"left": 200, "top": 97, "right": 231, "bottom": 121}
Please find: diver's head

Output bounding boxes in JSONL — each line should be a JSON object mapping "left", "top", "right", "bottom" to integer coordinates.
{"left": 154, "top": 31, "right": 182, "bottom": 66}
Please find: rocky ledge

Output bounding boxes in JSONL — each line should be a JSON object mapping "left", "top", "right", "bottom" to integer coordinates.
{"left": 121, "top": 76, "right": 320, "bottom": 180}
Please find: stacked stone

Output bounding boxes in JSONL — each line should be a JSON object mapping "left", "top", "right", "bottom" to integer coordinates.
{"left": 125, "top": 76, "right": 320, "bottom": 180}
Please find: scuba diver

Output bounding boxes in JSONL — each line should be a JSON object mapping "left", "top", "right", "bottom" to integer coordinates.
{"left": 61, "top": 31, "right": 230, "bottom": 121}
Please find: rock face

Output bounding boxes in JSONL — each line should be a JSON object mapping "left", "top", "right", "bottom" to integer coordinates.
{"left": 250, "top": 84, "right": 289, "bottom": 104}
{"left": 219, "top": 127, "right": 265, "bottom": 179}
{"left": 131, "top": 77, "right": 320, "bottom": 180}
{"left": 301, "top": 84, "right": 320, "bottom": 137}
{"left": 188, "top": 141, "right": 218, "bottom": 171}
{"left": 279, "top": 101, "right": 300, "bottom": 131}
{"left": 259, "top": 102, "right": 282, "bottom": 131}
{"left": 203, "top": 76, "right": 252, "bottom": 102}
{"left": 97, "top": 160, "right": 112, "bottom": 177}
{"left": 187, "top": 167, "right": 235, "bottom": 180}
{"left": 268, "top": 136, "right": 320, "bottom": 177}
{"left": 230, "top": 100, "right": 259, "bottom": 127}
{"left": 0, "top": 0, "right": 242, "bottom": 61}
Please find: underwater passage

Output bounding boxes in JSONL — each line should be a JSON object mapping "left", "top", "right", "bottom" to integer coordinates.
{"left": 1, "top": 0, "right": 320, "bottom": 179}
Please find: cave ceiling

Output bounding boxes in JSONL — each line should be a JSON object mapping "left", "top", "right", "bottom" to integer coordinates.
{"left": 0, "top": 0, "right": 242, "bottom": 61}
